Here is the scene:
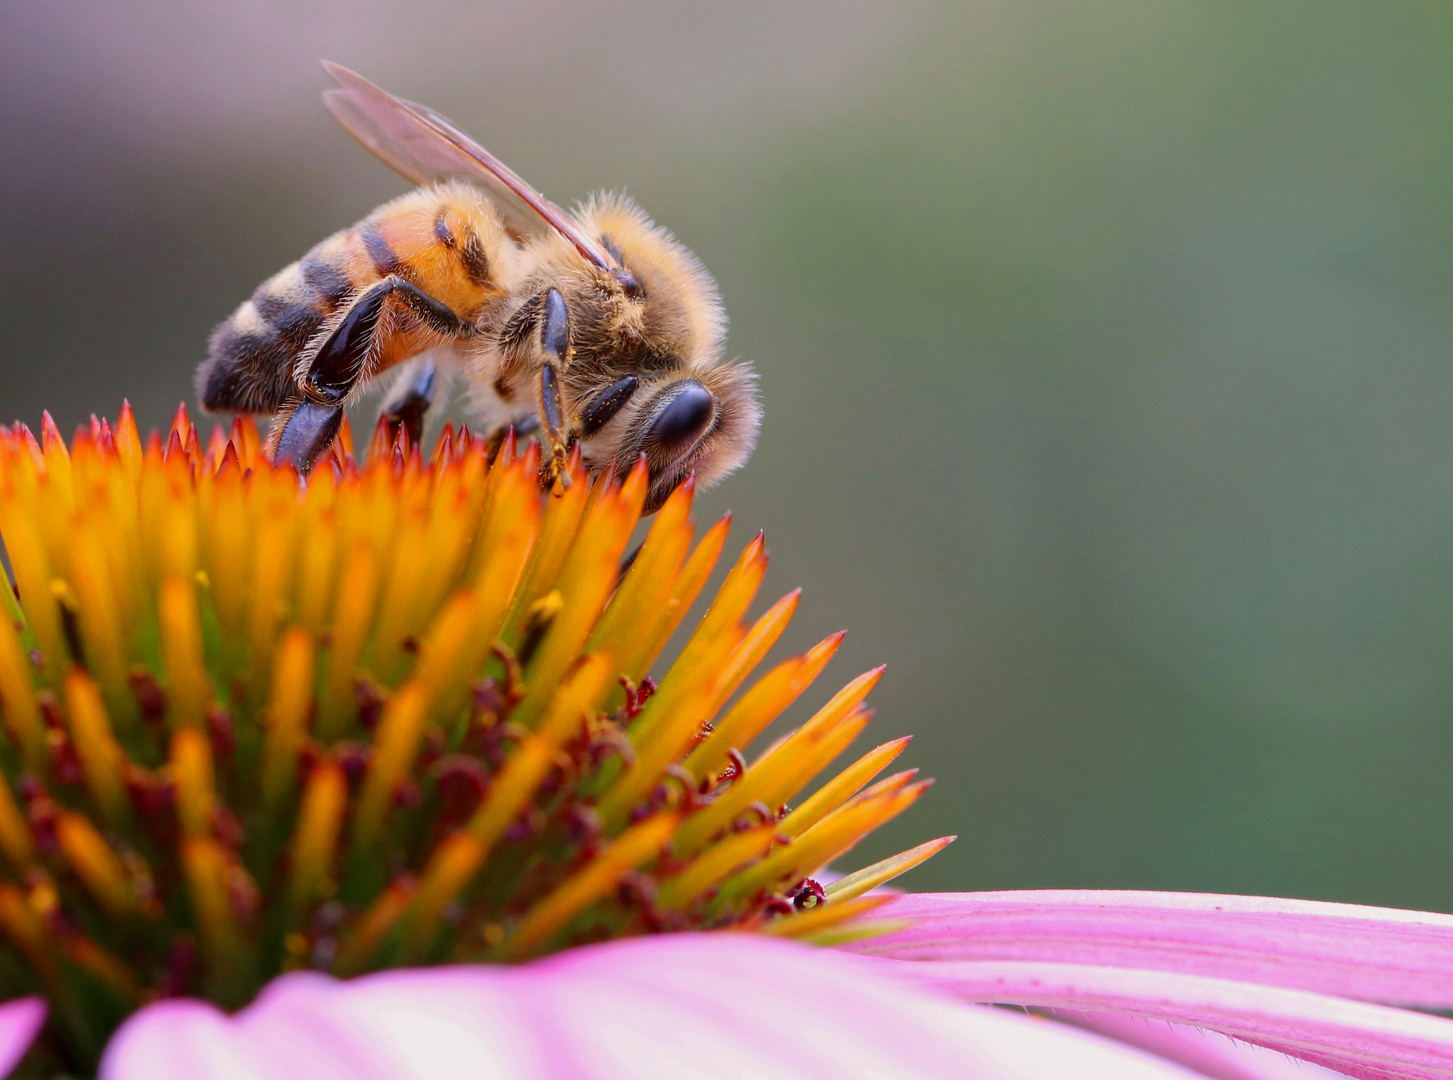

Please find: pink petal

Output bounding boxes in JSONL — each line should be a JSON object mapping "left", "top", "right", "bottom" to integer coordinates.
{"left": 879, "top": 956, "right": 1453, "bottom": 1080}
{"left": 0, "top": 997, "right": 45, "bottom": 1079}
{"left": 845, "top": 891, "right": 1453, "bottom": 1008}
{"left": 102, "top": 934, "right": 1227, "bottom": 1080}
{"left": 1054, "top": 1012, "right": 1352, "bottom": 1080}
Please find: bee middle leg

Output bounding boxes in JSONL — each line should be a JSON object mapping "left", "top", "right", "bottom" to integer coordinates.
{"left": 274, "top": 276, "right": 474, "bottom": 472}
{"left": 537, "top": 288, "right": 573, "bottom": 491}
{"left": 381, "top": 357, "right": 440, "bottom": 450}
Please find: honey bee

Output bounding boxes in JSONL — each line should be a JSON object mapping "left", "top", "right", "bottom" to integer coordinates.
{"left": 196, "top": 62, "right": 759, "bottom": 512}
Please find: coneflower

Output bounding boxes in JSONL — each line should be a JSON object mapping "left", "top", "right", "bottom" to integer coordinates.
{"left": 1, "top": 407, "right": 1452, "bottom": 1080}
{"left": 0, "top": 404, "right": 943, "bottom": 1074}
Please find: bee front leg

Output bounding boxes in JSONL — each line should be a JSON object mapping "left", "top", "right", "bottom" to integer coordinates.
{"left": 274, "top": 276, "right": 473, "bottom": 473}
{"left": 537, "top": 288, "right": 573, "bottom": 492}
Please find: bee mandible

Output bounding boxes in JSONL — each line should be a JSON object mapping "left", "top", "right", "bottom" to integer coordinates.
{"left": 196, "top": 63, "right": 759, "bottom": 512}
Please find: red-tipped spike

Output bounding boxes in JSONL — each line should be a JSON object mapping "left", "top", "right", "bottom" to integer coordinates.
{"left": 367, "top": 414, "right": 392, "bottom": 466}
{"left": 40, "top": 411, "right": 64, "bottom": 454}
{"left": 430, "top": 423, "right": 455, "bottom": 470}
{"left": 217, "top": 440, "right": 240, "bottom": 478}
{"left": 95, "top": 418, "right": 116, "bottom": 456}
{"left": 496, "top": 428, "right": 517, "bottom": 467}
{"left": 170, "top": 402, "right": 192, "bottom": 442}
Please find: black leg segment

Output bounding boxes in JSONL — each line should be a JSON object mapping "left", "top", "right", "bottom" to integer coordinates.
{"left": 278, "top": 276, "right": 473, "bottom": 474}
{"left": 273, "top": 400, "right": 346, "bottom": 473}
{"left": 383, "top": 357, "right": 439, "bottom": 449}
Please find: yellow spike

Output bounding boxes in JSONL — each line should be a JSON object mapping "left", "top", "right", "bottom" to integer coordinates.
{"left": 719, "top": 780, "right": 932, "bottom": 903}
{"left": 179, "top": 837, "right": 248, "bottom": 988}
{"left": 367, "top": 503, "right": 430, "bottom": 676}
{"left": 170, "top": 727, "right": 215, "bottom": 838}
{"left": 158, "top": 575, "right": 211, "bottom": 728}
{"left": 503, "top": 812, "right": 678, "bottom": 960}
{"left": 656, "top": 823, "right": 777, "bottom": 910}
{"left": 352, "top": 679, "right": 430, "bottom": 851}
{"left": 622, "top": 513, "right": 731, "bottom": 687}
{"left": 247, "top": 493, "right": 296, "bottom": 687}
{"left": 332, "top": 875, "right": 415, "bottom": 976}
{"left": 115, "top": 401, "right": 143, "bottom": 488}
{"left": 317, "top": 541, "right": 378, "bottom": 739}
{"left": 0, "top": 590, "right": 46, "bottom": 773}
{"left": 399, "top": 830, "right": 486, "bottom": 959}
{"left": 758, "top": 895, "right": 891, "bottom": 937}
{"left": 674, "top": 670, "right": 884, "bottom": 854}
{"left": 595, "top": 659, "right": 730, "bottom": 832}
{"left": 63, "top": 934, "right": 141, "bottom": 1001}
{"left": 779, "top": 736, "right": 912, "bottom": 839}
{"left": 686, "top": 630, "right": 846, "bottom": 781}
{"left": 157, "top": 475, "right": 199, "bottom": 589}
{"left": 703, "top": 588, "right": 801, "bottom": 720}
{"left": 0, "top": 490, "right": 67, "bottom": 683}
{"left": 506, "top": 453, "right": 589, "bottom": 622}
{"left": 204, "top": 465, "right": 250, "bottom": 654}
{"left": 258, "top": 629, "right": 315, "bottom": 808}
{"left": 406, "top": 656, "right": 612, "bottom": 947}
{"left": 61, "top": 669, "right": 128, "bottom": 827}
{"left": 510, "top": 467, "right": 643, "bottom": 731}
{"left": 630, "top": 532, "right": 768, "bottom": 750}
{"left": 68, "top": 510, "right": 133, "bottom": 717}
{"left": 414, "top": 468, "right": 540, "bottom": 718}
{"left": 591, "top": 476, "right": 696, "bottom": 686}
{"left": 287, "top": 759, "right": 347, "bottom": 914}
{"left": 294, "top": 509, "right": 338, "bottom": 635}
{"left": 467, "top": 654, "right": 610, "bottom": 847}
{"left": 54, "top": 812, "right": 136, "bottom": 917}
{"left": 0, "top": 883, "right": 59, "bottom": 989}
{"left": 760, "top": 707, "right": 871, "bottom": 810}
{"left": 234, "top": 416, "right": 261, "bottom": 470}
{"left": 0, "top": 775, "right": 33, "bottom": 868}
{"left": 824, "top": 836, "right": 957, "bottom": 902}
{"left": 39, "top": 413, "right": 73, "bottom": 506}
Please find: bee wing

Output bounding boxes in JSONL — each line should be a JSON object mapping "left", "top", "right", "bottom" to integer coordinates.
{"left": 321, "top": 62, "right": 611, "bottom": 268}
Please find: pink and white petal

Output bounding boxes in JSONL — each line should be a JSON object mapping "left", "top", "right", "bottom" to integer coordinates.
{"left": 845, "top": 891, "right": 1453, "bottom": 1009}
{"left": 104, "top": 934, "right": 1230, "bottom": 1080}
{"left": 1054, "top": 1011, "right": 1353, "bottom": 1080}
{"left": 879, "top": 957, "right": 1453, "bottom": 1080}
{"left": 0, "top": 998, "right": 45, "bottom": 1079}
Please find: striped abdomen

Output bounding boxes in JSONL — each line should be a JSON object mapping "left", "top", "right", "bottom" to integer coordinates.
{"left": 197, "top": 181, "right": 510, "bottom": 414}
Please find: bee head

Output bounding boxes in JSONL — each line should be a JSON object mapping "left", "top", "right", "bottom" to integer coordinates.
{"left": 575, "top": 364, "right": 759, "bottom": 514}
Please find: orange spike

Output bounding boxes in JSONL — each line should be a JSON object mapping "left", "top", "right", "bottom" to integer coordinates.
{"left": 780, "top": 735, "right": 913, "bottom": 838}
{"left": 622, "top": 512, "right": 732, "bottom": 687}
{"left": 170, "top": 402, "right": 191, "bottom": 438}
{"left": 429, "top": 422, "right": 455, "bottom": 470}
{"left": 335, "top": 412, "right": 355, "bottom": 461}
{"left": 115, "top": 400, "right": 142, "bottom": 483}
{"left": 367, "top": 414, "right": 392, "bottom": 466}
{"left": 823, "top": 836, "right": 956, "bottom": 902}
{"left": 495, "top": 428, "right": 517, "bottom": 467}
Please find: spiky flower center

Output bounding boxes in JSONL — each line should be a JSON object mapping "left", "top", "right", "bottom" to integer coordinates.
{"left": 0, "top": 404, "right": 948, "bottom": 1073}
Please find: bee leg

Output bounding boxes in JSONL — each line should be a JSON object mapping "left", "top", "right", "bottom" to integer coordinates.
{"left": 274, "top": 276, "right": 471, "bottom": 473}
{"left": 537, "top": 288, "right": 573, "bottom": 492}
{"left": 381, "top": 357, "right": 439, "bottom": 450}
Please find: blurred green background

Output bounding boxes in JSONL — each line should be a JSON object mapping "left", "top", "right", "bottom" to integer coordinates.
{"left": 3, "top": 1, "right": 1453, "bottom": 909}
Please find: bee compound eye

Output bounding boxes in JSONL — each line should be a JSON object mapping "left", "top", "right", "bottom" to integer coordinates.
{"left": 645, "top": 381, "right": 716, "bottom": 455}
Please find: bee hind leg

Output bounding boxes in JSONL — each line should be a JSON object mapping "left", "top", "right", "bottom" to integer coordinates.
{"left": 274, "top": 276, "right": 473, "bottom": 473}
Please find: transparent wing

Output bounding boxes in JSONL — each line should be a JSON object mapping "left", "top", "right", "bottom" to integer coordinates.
{"left": 321, "top": 62, "right": 611, "bottom": 268}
